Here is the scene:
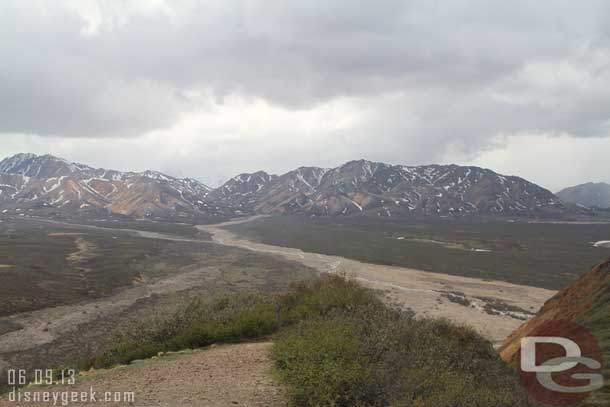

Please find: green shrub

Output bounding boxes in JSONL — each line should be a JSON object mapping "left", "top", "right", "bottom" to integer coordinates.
{"left": 92, "top": 341, "right": 163, "bottom": 368}
{"left": 277, "top": 275, "right": 383, "bottom": 325}
{"left": 272, "top": 295, "right": 534, "bottom": 407}
{"left": 90, "top": 294, "right": 281, "bottom": 368}
{"left": 91, "top": 275, "right": 379, "bottom": 369}
{"left": 90, "top": 275, "right": 534, "bottom": 406}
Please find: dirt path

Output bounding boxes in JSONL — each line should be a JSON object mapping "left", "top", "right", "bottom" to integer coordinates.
{"left": 199, "top": 217, "right": 556, "bottom": 343}
{"left": 1, "top": 342, "right": 286, "bottom": 407}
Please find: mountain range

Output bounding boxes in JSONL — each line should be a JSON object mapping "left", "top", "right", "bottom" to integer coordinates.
{"left": 557, "top": 182, "right": 610, "bottom": 209}
{"left": 0, "top": 153, "right": 590, "bottom": 220}
{"left": 0, "top": 153, "right": 214, "bottom": 219}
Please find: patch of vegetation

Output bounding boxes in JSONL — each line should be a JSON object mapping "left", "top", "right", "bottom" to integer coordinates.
{"left": 90, "top": 276, "right": 534, "bottom": 406}
{"left": 90, "top": 294, "right": 279, "bottom": 368}
{"left": 440, "top": 291, "right": 472, "bottom": 307}
{"left": 274, "top": 318, "right": 532, "bottom": 406}
{"left": 0, "top": 219, "right": 204, "bottom": 316}
{"left": 0, "top": 216, "right": 317, "bottom": 317}
{"left": 89, "top": 276, "right": 373, "bottom": 368}
{"left": 228, "top": 215, "right": 610, "bottom": 289}
{"left": 475, "top": 296, "right": 534, "bottom": 320}
{"left": 0, "top": 319, "right": 22, "bottom": 336}
{"left": 578, "top": 289, "right": 610, "bottom": 406}
{"left": 63, "top": 218, "right": 213, "bottom": 240}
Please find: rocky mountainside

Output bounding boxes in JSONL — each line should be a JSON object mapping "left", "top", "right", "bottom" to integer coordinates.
{"left": 0, "top": 153, "right": 215, "bottom": 218}
{"left": 206, "top": 171, "right": 279, "bottom": 215}
{"left": 557, "top": 182, "right": 610, "bottom": 209}
{"left": 0, "top": 154, "right": 588, "bottom": 219}
{"left": 212, "top": 159, "right": 581, "bottom": 218}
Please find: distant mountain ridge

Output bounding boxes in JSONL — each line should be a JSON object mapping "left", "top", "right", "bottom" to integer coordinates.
{"left": 0, "top": 153, "right": 590, "bottom": 220}
{"left": 212, "top": 159, "right": 581, "bottom": 218}
{"left": 0, "top": 153, "right": 214, "bottom": 218}
{"left": 557, "top": 182, "right": 610, "bottom": 209}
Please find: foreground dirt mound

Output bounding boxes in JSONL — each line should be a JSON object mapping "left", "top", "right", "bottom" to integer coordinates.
{"left": 2, "top": 342, "right": 286, "bottom": 407}
{"left": 499, "top": 259, "right": 610, "bottom": 362}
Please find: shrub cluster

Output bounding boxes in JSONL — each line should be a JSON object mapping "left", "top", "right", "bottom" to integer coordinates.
{"left": 91, "top": 275, "right": 377, "bottom": 368}
{"left": 91, "top": 275, "right": 534, "bottom": 406}
{"left": 273, "top": 308, "right": 533, "bottom": 406}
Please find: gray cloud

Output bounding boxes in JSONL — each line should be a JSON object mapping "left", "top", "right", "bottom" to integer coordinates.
{"left": 0, "top": 0, "right": 609, "bottom": 187}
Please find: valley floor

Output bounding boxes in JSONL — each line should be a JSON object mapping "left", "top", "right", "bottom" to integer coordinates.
{"left": 0, "top": 215, "right": 567, "bottom": 406}
{"left": 0, "top": 217, "right": 317, "bottom": 392}
{"left": 200, "top": 216, "right": 557, "bottom": 343}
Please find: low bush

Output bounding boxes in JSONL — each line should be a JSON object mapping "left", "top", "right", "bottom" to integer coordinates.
{"left": 90, "top": 294, "right": 279, "bottom": 368}
{"left": 90, "top": 275, "right": 534, "bottom": 406}
{"left": 272, "top": 308, "right": 533, "bottom": 406}
{"left": 91, "top": 275, "right": 377, "bottom": 368}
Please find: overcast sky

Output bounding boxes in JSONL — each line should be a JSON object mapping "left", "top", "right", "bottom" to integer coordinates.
{"left": 1, "top": 0, "right": 609, "bottom": 190}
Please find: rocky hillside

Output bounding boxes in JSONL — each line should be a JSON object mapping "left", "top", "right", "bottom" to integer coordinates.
{"left": 499, "top": 259, "right": 610, "bottom": 362}
{"left": 0, "top": 153, "right": 216, "bottom": 218}
{"left": 0, "top": 154, "right": 588, "bottom": 219}
{"left": 557, "top": 182, "right": 610, "bottom": 209}
{"left": 212, "top": 159, "right": 581, "bottom": 218}
{"left": 499, "top": 259, "right": 610, "bottom": 404}
{"left": 206, "top": 170, "right": 279, "bottom": 215}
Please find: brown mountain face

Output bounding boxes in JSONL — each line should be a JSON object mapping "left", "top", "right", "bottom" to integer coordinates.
{"left": 500, "top": 259, "right": 610, "bottom": 363}
{"left": 0, "top": 154, "right": 216, "bottom": 219}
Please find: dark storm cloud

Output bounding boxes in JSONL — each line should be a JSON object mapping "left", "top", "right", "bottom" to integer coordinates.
{"left": 1, "top": 0, "right": 609, "bottom": 152}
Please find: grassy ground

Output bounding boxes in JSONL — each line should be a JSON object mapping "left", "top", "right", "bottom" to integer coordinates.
{"left": 88, "top": 276, "right": 535, "bottom": 407}
{"left": 0, "top": 218, "right": 203, "bottom": 317}
{"left": 227, "top": 215, "right": 610, "bottom": 290}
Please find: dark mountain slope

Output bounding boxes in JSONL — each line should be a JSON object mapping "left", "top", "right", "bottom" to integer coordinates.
{"left": 557, "top": 182, "right": 610, "bottom": 209}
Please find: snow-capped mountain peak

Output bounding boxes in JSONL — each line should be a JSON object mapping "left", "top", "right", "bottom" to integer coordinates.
{"left": 0, "top": 154, "right": 590, "bottom": 220}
